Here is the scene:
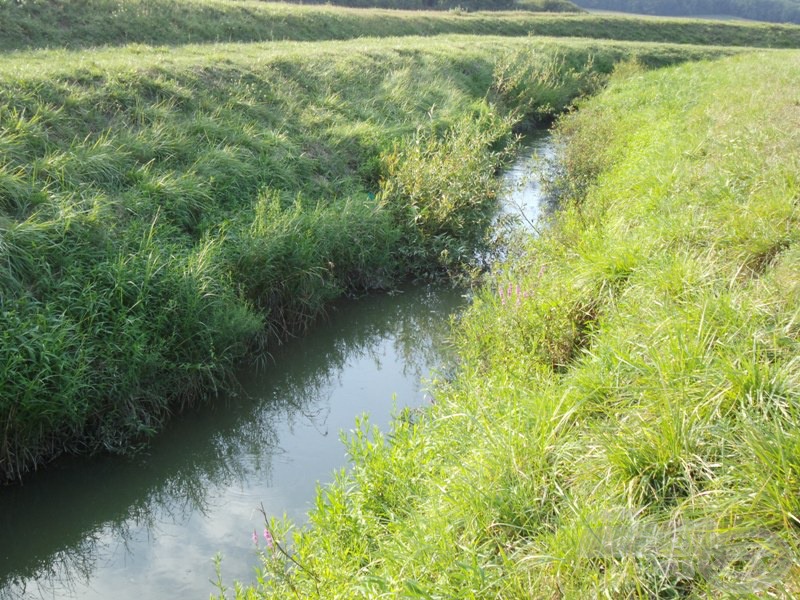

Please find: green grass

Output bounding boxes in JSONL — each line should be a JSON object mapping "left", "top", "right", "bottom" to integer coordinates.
{"left": 226, "top": 51, "right": 800, "bottom": 598}
{"left": 0, "top": 34, "right": 734, "bottom": 482}
{"left": 2, "top": 0, "right": 800, "bottom": 51}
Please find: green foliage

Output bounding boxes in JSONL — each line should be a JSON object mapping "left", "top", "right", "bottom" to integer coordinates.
{"left": 491, "top": 46, "right": 609, "bottom": 127}
{"left": 379, "top": 109, "right": 517, "bottom": 274}
{"left": 0, "top": 34, "right": 720, "bottom": 481}
{"left": 227, "top": 51, "right": 800, "bottom": 598}
{"left": 228, "top": 190, "right": 399, "bottom": 338}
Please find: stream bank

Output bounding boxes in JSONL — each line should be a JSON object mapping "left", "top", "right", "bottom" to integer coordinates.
{"left": 0, "top": 133, "right": 555, "bottom": 600}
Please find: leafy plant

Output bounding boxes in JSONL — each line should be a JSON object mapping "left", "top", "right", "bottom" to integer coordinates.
{"left": 379, "top": 108, "right": 517, "bottom": 275}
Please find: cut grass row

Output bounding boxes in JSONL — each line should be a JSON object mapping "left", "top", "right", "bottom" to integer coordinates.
{"left": 228, "top": 51, "right": 800, "bottom": 598}
{"left": 1, "top": 0, "right": 800, "bottom": 51}
{"left": 0, "top": 35, "right": 734, "bottom": 482}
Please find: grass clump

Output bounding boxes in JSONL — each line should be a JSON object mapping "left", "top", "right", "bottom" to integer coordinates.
{"left": 228, "top": 51, "right": 800, "bottom": 598}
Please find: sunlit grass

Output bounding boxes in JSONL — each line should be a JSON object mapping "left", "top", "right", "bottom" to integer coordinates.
{"left": 1, "top": 34, "right": 730, "bottom": 481}
{"left": 1, "top": 0, "right": 800, "bottom": 52}
{"left": 231, "top": 51, "right": 800, "bottom": 598}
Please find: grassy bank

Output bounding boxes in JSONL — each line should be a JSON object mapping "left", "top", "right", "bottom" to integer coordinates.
{"left": 229, "top": 51, "right": 800, "bottom": 598}
{"left": 2, "top": 0, "right": 800, "bottom": 51}
{"left": 573, "top": 0, "right": 800, "bottom": 24}
{"left": 0, "top": 35, "right": 734, "bottom": 483}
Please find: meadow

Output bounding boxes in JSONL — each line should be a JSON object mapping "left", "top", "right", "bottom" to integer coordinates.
{"left": 230, "top": 50, "right": 800, "bottom": 599}
{"left": 573, "top": 0, "right": 800, "bottom": 24}
{"left": 2, "top": 5, "right": 799, "bottom": 597}
{"left": 2, "top": 0, "right": 800, "bottom": 51}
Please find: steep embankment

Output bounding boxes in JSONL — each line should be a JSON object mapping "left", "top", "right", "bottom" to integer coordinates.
{"left": 2, "top": 0, "right": 800, "bottom": 50}
{"left": 0, "top": 35, "right": 736, "bottom": 483}
{"left": 233, "top": 51, "right": 800, "bottom": 598}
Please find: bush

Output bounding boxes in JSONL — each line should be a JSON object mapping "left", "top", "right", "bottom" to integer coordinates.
{"left": 379, "top": 108, "right": 517, "bottom": 275}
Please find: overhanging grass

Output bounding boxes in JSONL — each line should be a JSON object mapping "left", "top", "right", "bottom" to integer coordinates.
{"left": 232, "top": 51, "right": 800, "bottom": 598}
{"left": 1, "top": 0, "right": 800, "bottom": 51}
{"left": 0, "top": 35, "right": 733, "bottom": 482}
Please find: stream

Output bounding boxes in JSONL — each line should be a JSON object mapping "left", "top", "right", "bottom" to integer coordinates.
{"left": 0, "top": 132, "right": 554, "bottom": 600}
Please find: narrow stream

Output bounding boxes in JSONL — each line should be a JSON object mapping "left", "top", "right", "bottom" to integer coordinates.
{"left": 0, "top": 132, "right": 553, "bottom": 600}
{"left": 500, "top": 132, "right": 557, "bottom": 232}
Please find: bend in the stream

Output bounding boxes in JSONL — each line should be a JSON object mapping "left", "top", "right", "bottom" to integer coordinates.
{"left": 0, "top": 131, "right": 556, "bottom": 600}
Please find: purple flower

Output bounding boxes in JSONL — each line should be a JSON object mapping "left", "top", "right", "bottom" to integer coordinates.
{"left": 264, "top": 528, "right": 274, "bottom": 550}
{"left": 252, "top": 529, "right": 259, "bottom": 545}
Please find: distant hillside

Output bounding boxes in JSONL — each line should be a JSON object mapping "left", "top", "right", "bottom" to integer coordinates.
{"left": 572, "top": 0, "right": 800, "bottom": 23}
{"left": 290, "top": 0, "right": 580, "bottom": 10}
{"left": 0, "top": 0, "right": 578, "bottom": 54}
{"left": 2, "top": 0, "right": 800, "bottom": 52}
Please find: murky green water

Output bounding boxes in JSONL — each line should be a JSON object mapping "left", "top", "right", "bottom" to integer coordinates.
{"left": 500, "top": 132, "right": 557, "bottom": 231}
{"left": 0, "top": 133, "right": 553, "bottom": 600}
{"left": 0, "top": 285, "right": 466, "bottom": 599}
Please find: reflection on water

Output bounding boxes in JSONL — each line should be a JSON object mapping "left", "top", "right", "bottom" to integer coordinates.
{"left": 0, "top": 131, "right": 556, "bottom": 600}
{"left": 500, "top": 132, "right": 558, "bottom": 234}
{"left": 0, "top": 284, "right": 467, "bottom": 600}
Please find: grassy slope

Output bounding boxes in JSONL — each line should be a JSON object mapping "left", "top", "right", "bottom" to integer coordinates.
{"left": 0, "top": 34, "right": 737, "bottom": 482}
{"left": 279, "top": 0, "right": 580, "bottom": 11}
{"left": 233, "top": 51, "right": 800, "bottom": 598}
{"left": 1, "top": 0, "right": 800, "bottom": 50}
{"left": 573, "top": 0, "right": 800, "bottom": 24}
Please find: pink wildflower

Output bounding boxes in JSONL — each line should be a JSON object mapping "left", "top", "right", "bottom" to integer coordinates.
{"left": 264, "top": 528, "right": 274, "bottom": 550}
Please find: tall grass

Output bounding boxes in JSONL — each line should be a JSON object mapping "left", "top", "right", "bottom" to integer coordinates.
{"left": 379, "top": 109, "right": 517, "bottom": 275}
{"left": 227, "top": 51, "right": 800, "bottom": 598}
{"left": 0, "top": 35, "right": 729, "bottom": 482}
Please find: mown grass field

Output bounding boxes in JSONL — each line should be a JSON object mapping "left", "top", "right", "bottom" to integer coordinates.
{"left": 232, "top": 50, "right": 800, "bottom": 599}
{"left": 2, "top": 0, "right": 800, "bottom": 51}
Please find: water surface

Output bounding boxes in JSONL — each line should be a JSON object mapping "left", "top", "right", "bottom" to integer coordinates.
{"left": 0, "top": 132, "right": 554, "bottom": 600}
{"left": 0, "top": 285, "right": 466, "bottom": 599}
{"left": 500, "top": 132, "right": 557, "bottom": 232}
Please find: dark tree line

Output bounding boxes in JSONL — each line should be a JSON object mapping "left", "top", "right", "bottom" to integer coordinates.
{"left": 572, "top": 0, "right": 800, "bottom": 23}
{"left": 288, "top": 0, "right": 578, "bottom": 11}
